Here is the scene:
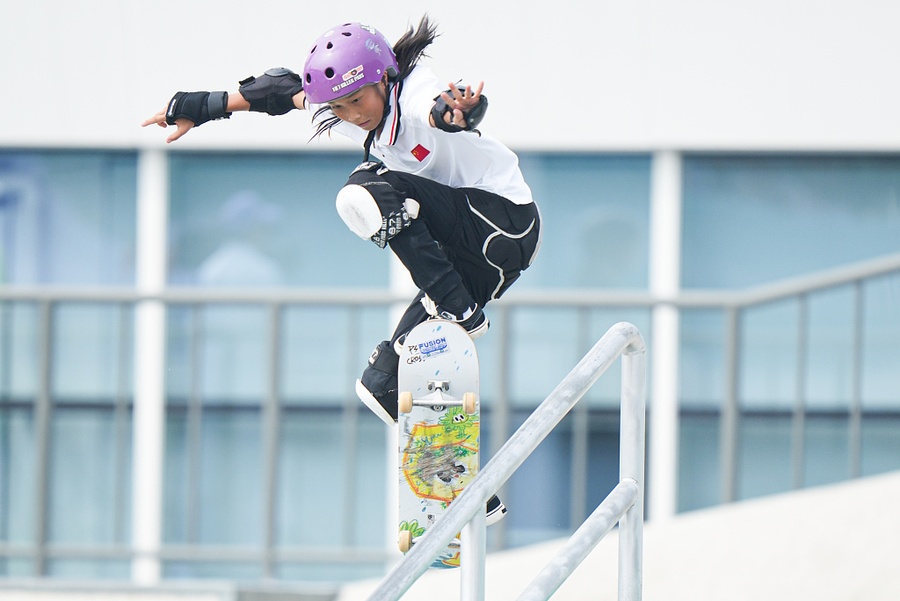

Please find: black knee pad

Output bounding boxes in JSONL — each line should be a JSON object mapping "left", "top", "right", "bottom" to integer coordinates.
{"left": 485, "top": 236, "right": 522, "bottom": 271}
{"left": 484, "top": 235, "right": 527, "bottom": 300}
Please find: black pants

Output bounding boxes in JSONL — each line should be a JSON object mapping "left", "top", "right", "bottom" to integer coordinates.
{"left": 344, "top": 165, "right": 541, "bottom": 343}
{"left": 344, "top": 164, "right": 541, "bottom": 398}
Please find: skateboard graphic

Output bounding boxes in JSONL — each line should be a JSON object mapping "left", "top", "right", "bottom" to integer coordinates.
{"left": 396, "top": 319, "right": 479, "bottom": 569}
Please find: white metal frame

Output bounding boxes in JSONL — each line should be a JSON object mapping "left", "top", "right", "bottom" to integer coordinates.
{"left": 365, "top": 322, "right": 647, "bottom": 601}
{"left": 3, "top": 252, "right": 899, "bottom": 581}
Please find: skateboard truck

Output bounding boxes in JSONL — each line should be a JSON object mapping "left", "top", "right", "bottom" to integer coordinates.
{"left": 427, "top": 381, "right": 450, "bottom": 411}
{"left": 428, "top": 380, "right": 450, "bottom": 392}
{"left": 398, "top": 386, "right": 478, "bottom": 414}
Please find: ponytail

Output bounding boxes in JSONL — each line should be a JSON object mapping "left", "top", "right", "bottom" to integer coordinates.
{"left": 392, "top": 15, "right": 439, "bottom": 81}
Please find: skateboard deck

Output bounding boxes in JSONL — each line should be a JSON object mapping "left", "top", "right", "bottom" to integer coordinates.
{"left": 396, "top": 319, "right": 480, "bottom": 569}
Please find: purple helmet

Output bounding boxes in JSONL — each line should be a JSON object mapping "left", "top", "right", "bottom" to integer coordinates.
{"left": 303, "top": 22, "right": 399, "bottom": 104}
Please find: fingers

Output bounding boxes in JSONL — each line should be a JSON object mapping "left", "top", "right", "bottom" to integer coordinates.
{"left": 141, "top": 110, "right": 168, "bottom": 128}
{"left": 165, "top": 120, "right": 194, "bottom": 143}
{"left": 437, "top": 105, "right": 468, "bottom": 129}
{"left": 141, "top": 108, "right": 194, "bottom": 143}
{"left": 452, "top": 108, "right": 467, "bottom": 129}
{"left": 437, "top": 81, "right": 484, "bottom": 130}
{"left": 444, "top": 81, "right": 484, "bottom": 108}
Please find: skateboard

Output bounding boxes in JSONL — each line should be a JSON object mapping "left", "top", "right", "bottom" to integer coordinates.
{"left": 396, "top": 319, "right": 480, "bottom": 569}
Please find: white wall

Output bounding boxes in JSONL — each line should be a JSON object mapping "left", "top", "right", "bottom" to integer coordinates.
{"left": 3, "top": 0, "right": 900, "bottom": 152}
{"left": 337, "top": 470, "right": 900, "bottom": 601}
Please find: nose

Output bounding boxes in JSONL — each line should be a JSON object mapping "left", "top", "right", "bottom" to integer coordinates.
{"left": 338, "top": 106, "right": 359, "bottom": 123}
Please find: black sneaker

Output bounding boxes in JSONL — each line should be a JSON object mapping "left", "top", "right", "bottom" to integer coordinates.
{"left": 456, "top": 305, "right": 489, "bottom": 339}
{"left": 486, "top": 494, "right": 507, "bottom": 526}
{"left": 422, "top": 296, "right": 490, "bottom": 339}
{"left": 355, "top": 379, "right": 397, "bottom": 425}
{"left": 356, "top": 341, "right": 400, "bottom": 425}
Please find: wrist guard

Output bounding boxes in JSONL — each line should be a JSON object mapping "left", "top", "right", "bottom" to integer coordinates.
{"left": 238, "top": 67, "right": 304, "bottom": 116}
{"left": 431, "top": 88, "right": 488, "bottom": 133}
{"left": 165, "top": 91, "right": 230, "bottom": 126}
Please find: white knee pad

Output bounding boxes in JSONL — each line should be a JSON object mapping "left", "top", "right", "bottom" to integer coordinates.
{"left": 335, "top": 184, "right": 383, "bottom": 239}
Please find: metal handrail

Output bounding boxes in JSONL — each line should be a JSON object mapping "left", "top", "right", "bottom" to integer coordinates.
{"left": 365, "top": 322, "right": 647, "bottom": 601}
{"left": 2, "top": 250, "right": 898, "bottom": 307}
{"left": 518, "top": 479, "right": 639, "bottom": 601}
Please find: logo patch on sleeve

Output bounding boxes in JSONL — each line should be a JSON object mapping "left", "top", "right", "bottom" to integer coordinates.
{"left": 410, "top": 144, "right": 431, "bottom": 162}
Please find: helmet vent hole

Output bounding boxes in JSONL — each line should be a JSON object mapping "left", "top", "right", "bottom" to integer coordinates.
{"left": 326, "top": 41, "right": 334, "bottom": 49}
{"left": 309, "top": 45, "right": 317, "bottom": 54}
{"left": 324, "top": 68, "right": 334, "bottom": 79}
{"left": 341, "top": 31, "right": 351, "bottom": 36}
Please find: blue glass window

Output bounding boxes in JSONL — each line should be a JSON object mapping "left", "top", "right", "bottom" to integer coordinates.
{"left": 0, "top": 151, "right": 137, "bottom": 285}
{"left": 167, "top": 152, "right": 387, "bottom": 287}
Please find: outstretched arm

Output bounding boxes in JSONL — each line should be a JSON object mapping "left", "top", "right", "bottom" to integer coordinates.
{"left": 141, "top": 92, "right": 249, "bottom": 143}
{"left": 141, "top": 68, "right": 306, "bottom": 143}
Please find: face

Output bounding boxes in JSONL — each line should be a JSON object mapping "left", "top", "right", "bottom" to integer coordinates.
{"left": 328, "top": 81, "right": 387, "bottom": 131}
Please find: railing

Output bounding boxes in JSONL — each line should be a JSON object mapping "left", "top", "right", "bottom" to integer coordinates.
{"left": 500, "top": 251, "right": 900, "bottom": 503}
{"left": 0, "top": 287, "right": 399, "bottom": 581}
{"left": 1, "top": 252, "right": 899, "bottom": 582}
{"left": 365, "top": 322, "right": 646, "bottom": 601}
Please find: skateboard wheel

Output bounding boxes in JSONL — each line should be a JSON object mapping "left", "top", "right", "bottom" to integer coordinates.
{"left": 463, "top": 392, "right": 477, "bottom": 414}
{"left": 398, "top": 529, "right": 413, "bottom": 553}
{"left": 398, "top": 391, "right": 413, "bottom": 413}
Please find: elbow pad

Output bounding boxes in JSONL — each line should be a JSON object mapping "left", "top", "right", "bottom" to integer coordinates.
{"left": 431, "top": 88, "right": 488, "bottom": 133}
{"left": 238, "top": 67, "right": 304, "bottom": 116}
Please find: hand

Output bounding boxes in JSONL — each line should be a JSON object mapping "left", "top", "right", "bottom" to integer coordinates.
{"left": 141, "top": 108, "right": 194, "bottom": 143}
{"left": 439, "top": 81, "right": 484, "bottom": 129}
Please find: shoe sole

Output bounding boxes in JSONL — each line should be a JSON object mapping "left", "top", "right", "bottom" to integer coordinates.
{"left": 355, "top": 379, "right": 396, "bottom": 426}
{"left": 467, "top": 318, "right": 490, "bottom": 340}
{"left": 485, "top": 498, "right": 507, "bottom": 526}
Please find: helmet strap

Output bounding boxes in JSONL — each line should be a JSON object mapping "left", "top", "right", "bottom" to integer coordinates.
{"left": 363, "top": 80, "right": 401, "bottom": 162}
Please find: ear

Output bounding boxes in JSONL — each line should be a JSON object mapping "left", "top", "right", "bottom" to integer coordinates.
{"left": 378, "top": 74, "right": 391, "bottom": 98}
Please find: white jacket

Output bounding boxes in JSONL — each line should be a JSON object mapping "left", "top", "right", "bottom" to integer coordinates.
{"left": 328, "top": 66, "right": 534, "bottom": 206}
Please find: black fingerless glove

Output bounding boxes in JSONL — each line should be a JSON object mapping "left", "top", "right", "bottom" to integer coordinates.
{"left": 238, "top": 67, "right": 304, "bottom": 116}
{"left": 431, "top": 88, "right": 489, "bottom": 133}
{"left": 165, "top": 91, "right": 230, "bottom": 126}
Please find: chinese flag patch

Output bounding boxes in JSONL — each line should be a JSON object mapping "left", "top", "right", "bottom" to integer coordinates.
{"left": 411, "top": 144, "right": 431, "bottom": 161}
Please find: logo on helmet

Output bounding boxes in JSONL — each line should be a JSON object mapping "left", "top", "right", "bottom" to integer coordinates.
{"left": 332, "top": 65, "right": 365, "bottom": 93}
{"left": 342, "top": 65, "right": 364, "bottom": 82}
{"left": 365, "top": 38, "right": 382, "bottom": 55}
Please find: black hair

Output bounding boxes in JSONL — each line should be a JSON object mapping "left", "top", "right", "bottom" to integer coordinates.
{"left": 311, "top": 15, "right": 439, "bottom": 142}
{"left": 393, "top": 14, "right": 439, "bottom": 81}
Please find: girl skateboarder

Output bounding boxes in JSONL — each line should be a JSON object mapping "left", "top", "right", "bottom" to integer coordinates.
{"left": 143, "top": 15, "right": 542, "bottom": 523}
